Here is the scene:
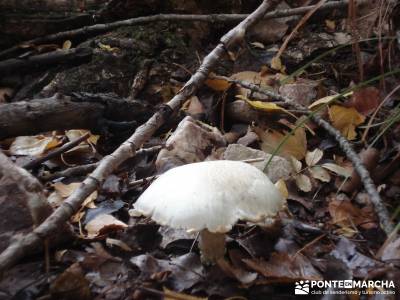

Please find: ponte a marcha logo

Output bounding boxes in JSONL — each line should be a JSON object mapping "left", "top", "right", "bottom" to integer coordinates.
{"left": 295, "top": 280, "right": 310, "bottom": 295}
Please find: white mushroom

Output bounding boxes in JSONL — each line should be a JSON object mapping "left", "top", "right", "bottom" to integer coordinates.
{"left": 132, "top": 160, "right": 285, "bottom": 263}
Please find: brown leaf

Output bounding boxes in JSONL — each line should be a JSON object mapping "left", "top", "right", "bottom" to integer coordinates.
{"left": 0, "top": 87, "right": 13, "bottom": 103}
{"left": 50, "top": 263, "right": 91, "bottom": 300}
{"left": 328, "top": 197, "right": 376, "bottom": 230}
{"left": 205, "top": 76, "right": 231, "bottom": 91}
{"left": 243, "top": 252, "right": 322, "bottom": 281}
{"left": 84, "top": 214, "right": 127, "bottom": 238}
{"left": 349, "top": 86, "right": 380, "bottom": 116}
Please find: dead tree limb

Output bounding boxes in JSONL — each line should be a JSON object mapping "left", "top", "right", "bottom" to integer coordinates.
{"left": 0, "top": 0, "right": 364, "bottom": 59}
{"left": 220, "top": 76, "right": 394, "bottom": 234}
{"left": 0, "top": 93, "right": 151, "bottom": 140}
{"left": 0, "top": 0, "right": 275, "bottom": 276}
{"left": 0, "top": 48, "right": 93, "bottom": 75}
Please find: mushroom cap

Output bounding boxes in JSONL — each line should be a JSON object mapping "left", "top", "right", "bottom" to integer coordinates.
{"left": 133, "top": 160, "right": 285, "bottom": 233}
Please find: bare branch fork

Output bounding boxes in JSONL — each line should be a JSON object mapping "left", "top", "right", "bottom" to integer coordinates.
{"left": 222, "top": 76, "right": 394, "bottom": 234}
{"left": 0, "top": 0, "right": 275, "bottom": 275}
{"left": 0, "top": 0, "right": 363, "bottom": 59}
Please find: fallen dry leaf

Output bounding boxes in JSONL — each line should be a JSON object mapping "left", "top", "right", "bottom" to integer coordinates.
{"left": 321, "top": 163, "right": 352, "bottom": 177}
{"left": 349, "top": 86, "right": 380, "bottom": 116}
{"left": 9, "top": 135, "right": 61, "bottom": 156}
{"left": 328, "top": 198, "right": 376, "bottom": 230}
{"left": 305, "top": 148, "right": 323, "bottom": 167}
{"left": 231, "top": 71, "right": 274, "bottom": 98}
{"left": 50, "top": 263, "right": 91, "bottom": 300}
{"left": 0, "top": 87, "right": 13, "bottom": 103}
{"left": 257, "top": 124, "right": 307, "bottom": 160}
{"left": 205, "top": 76, "right": 231, "bottom": 91}
{"left": 308, "top": 92, "right": 352, "bottom": 109}
{"left": 244, "top": 98, "right": 288, "bottom": 114}
{"left": 85, "top": 214, "right": 127, "bottom": 238}
{"left": 328, "top": 105, "right": 365, "bottom": 140}
{"left": 309, "top": 166, "right": 331, "bottom": 182}
{"left": 62, "top": 40, "right": 72, "bottom": 50}
{"left": 295, "top": 174, "right": 312, "bottom": 192}
{"left": 243, "top": 252, "right": 322, "bottom": 281}
{"left": 290, "top": 156, "right": 302, "bottom": 173}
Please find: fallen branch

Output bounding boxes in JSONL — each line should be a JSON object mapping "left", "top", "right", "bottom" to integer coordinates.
{"left": 0, "top": 0, "right": 274, "bottom": 274}
{"left": 0, "top": 0, "right": 364, "bottom": 59}
{"left": 23, "top": 132, "right": 91, "bottom": 170}
{"left": 220, "top": 76, "right": 394, "bottom": 234}
{"left": 39, "top": 145, "right": 163, "bottom": 181}
{"left": 39, "top": 163, "right": 98, "bottom": 181}
{"left": 0, "top": 93, "right": 151, "bottom": 140}
{"left": 0, "top": 48, "right": 93, "bottom": 75}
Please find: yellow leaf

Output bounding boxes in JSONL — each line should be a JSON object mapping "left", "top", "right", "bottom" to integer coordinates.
{"left": 308, "top": 92, "right": 353, "bottom": 109}
{"left": 230, "top": 71, "right": 273, "bottom": 98}
{"left": 205, "top": 76, "right": 231, "bottom": 91}
{"left": 98, "top": 42, "right": 118, "bottom": 52}
{"left": 271, "top": 56, "right": 285, "bottom": 72}
{"left": 274, "top": 179, "right": 288, "bottom": 199}
{"left": 325, "top": 19, "right": 335, "bottom": 30}
{"left": 328, "top": 105, "right": 365, "bottom": 140}
{"left": 62, "top": 40, "right": 72, "bottom": 50}
{"left": 245, "top": 99, "right": 287, "bottom": 113}
{"left": 256, "top": 124, "right": 307, "bottom": 160}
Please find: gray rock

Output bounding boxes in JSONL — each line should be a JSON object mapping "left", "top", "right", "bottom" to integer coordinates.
{"left": 223, "top": 144, "right": 293, "bottom": 182}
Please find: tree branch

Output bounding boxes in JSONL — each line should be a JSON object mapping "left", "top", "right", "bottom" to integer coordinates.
{"left": 0, "top": 0, "right": 365, "bottom": 59}
{"left": 220, "top": 76, "right": 394, "bottom": 234}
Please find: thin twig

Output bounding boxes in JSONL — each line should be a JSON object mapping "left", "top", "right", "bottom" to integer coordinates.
{"left": 275, "top": 0, "right": 327, "bottom": 60}
{"left": 220, "top": 76, "right": 394, "bottom": 234}
{"left": 128, "top": 175, "right": 159, "bottom": 188}
{"left": 0, "top": 0, "right": 274, "bottom": 275}
{"left": 0, "top": 0, "right": 365, "bottom": 59}
{"left": 23, "top": 133, "right": 91, "bottom": 170}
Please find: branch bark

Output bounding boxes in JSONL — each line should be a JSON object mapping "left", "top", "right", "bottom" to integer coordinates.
{"left": 0, "top": 0, "right": 275, "bottom": 275}
{"left": 0, "top": 93, "right": 151, "bottom": 140}
{"left": 0, "top": 48, "right": 93, "bottom": 75}
{"left": 0, "top": 0, "right": 364, "bottom": 59}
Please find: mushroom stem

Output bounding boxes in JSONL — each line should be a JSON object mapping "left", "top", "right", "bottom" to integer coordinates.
{"left": 199, "top": 229, "right": 226, "bottom": 264}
